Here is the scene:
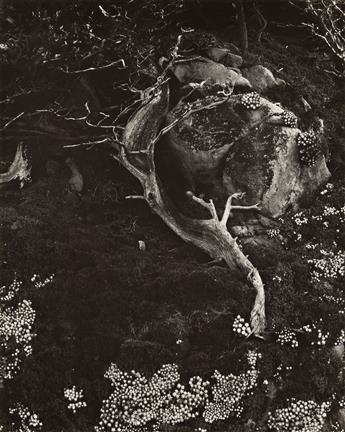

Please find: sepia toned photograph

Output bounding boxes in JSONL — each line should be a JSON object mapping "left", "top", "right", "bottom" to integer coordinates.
{"left": 0, "top": 0, "right": 345, "bottom": 430}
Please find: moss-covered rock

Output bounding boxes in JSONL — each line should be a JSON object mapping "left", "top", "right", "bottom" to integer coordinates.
{"left": 166, "top": 92, "right": 330, "bottom": 219}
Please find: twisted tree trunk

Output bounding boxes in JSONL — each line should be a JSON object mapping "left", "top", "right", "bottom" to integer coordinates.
{"left": 112, "top": 84, "right": 266, "bottom": 336}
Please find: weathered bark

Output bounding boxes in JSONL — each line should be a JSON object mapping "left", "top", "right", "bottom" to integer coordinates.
{"left": 112, "top": 84, "right": 266, "bottom": 336}
{"left": 0, "top": 143, "right": 31, "bottom": 188}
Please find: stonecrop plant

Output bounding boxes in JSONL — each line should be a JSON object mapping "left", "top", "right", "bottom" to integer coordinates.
{"left": 279, "top": 186, "right": 345, "bottom": 285}
{"left": 0, "top": 298, "right": 36, "bottom": 379}
{"left": 308, "top": 249, "right": 345, "bottom": 282}
{"left": 276, "top": 328, "right": 299, "bottom": 348}
{"left": 239, "top": 92, "right": 261, "bottom": 110}
{"left": 267, "top": 399, "right": 331, "bottom": 432}
{"left": 281, "top": 110, "right": 298, "bottom": 128}
{"left": 297, "top": 130, "right": 322, "bottom": 167}
{"left": 95, "top": 351, "right": 261, "bottom": 431}
{"left": 232, "top": 315, "right": 252, "bottom": 338}
{"left": 203, "top": 350, "right": 261, "bottom": 423}
{"left": 95, "top": 363, "right": 209, "bottom": 432}
{"left": 8, "top": 403, "right": 43, "bottom": 432}
{"left": 64, "top": 386, "right": 87, "bottom": 414}
{"left": 0, "top": 275, "right": 53, "bottom": 380}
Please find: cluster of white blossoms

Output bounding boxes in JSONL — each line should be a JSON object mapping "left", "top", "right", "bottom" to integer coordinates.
{"left": 281, "top": 111, "right": 298, "bottom": 128}
{"left": 64, "top": 386, "right": 87, "bottom": 414}
{"left": 297, "top": 130, "right": 321, "bottom": 167}
{"left": 273, "top": 320, "right": 335, "bottom": 349}
{"left": 266, "top": 227, "right": 281, "bottom": 239}
{"left": 320, "top": 182, "right": 334, "bottom": 196}
{"left": 232, "top": 315, "right": 251, "bottom": 338}
{"left": 274, "top": 364, "right": 293, "bottom": 381}
{"left": 291, "top": 204, "right": 344, "bottom": 236}
{"left": 5, "top": 348, "right": 22, "bottom": 379}
{"left": 0, "top": 278, "right": 22, "bottom": 302}
{"left": 9, "top": 404, "right": 42, "bottom": 432}
{"left": 308, "top": 249, "right": 345, "bottom": 282}
{"left": 239, "top": 92, "right": 261, "bottom": 110}
{"left": 96, "top": 352, "right": 261, "bottom": 431}
{"left": 276, "top": 328, "right": 299, "bottom": 348}
{"left": 203, "top": 351, "right": 261, "bottom": 424}
{"left": 335, "top": 329, "right": 345, "bottom": 346}
{"left": 0, "top": 299, "right": 36, "bottom": 379}
{"left": 285, "top": 200, "right": 345, "bottom": 282}
{"left": 312, "top": 205, "right": 345, "bottom": 225}
{"left": 291, "top": 211, "right": 308, "bottom": 227}
{"left": 267, "top": 399, "right": 331, "bottom": 432}
{"left": 95, "top": 363, "right": 208, "bottom": 432}
{"left": 310, "top": 326, "right": 330, "bottom": 347}
{"left": 320, "top": 293, "right": 345, "bottom": 308}
{"left": 30, "top": 274, "right": 54, "bottom": 289}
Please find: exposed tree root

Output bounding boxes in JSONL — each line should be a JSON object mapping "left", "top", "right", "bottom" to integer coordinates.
{"left": 0, "top": 143, "right": 31, "bottom": 188}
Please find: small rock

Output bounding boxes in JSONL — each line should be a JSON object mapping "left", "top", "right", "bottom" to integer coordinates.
{"left": 206, "top": 47, "right": 243, "bottom": 68}
{"left": 242, "top": 65, "right": 286, "bottom": 93}
{"left": 65, "top": 157, "right": 83, "bottom": 193}
{"left": 138, "top": 240, "right": 146, "bottom": 252}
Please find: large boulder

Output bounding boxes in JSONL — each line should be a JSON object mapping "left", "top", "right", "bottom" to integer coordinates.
{"left": 164, "top": 92, "right": 330, "bottom": 219}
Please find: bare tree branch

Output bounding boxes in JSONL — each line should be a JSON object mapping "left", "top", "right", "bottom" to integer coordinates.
{"left": 111, "top": 83, "right": 266, "bottom": 336}
{"left": 59, "top": 59, "right": 126, "bottom": 74}
{"left": 303, "top": 0, "right": 345, "bottom": 69}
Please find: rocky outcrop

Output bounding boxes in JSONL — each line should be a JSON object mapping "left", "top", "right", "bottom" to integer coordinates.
{"left": 166, "top": 55, "right": 285, "bottom": 94}
{"left": 260, "top": 128, "right": 330, "bottom": 217}
{"left": 164, "top": 92, "right": 330, "bottom": 220}
{"left": 167, "top": 57, "right": 252, "bottom": 89}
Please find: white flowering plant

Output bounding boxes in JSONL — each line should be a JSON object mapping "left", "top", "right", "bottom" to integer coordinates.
{"left": 95, "top": 350, "right": 261, "bottom": 431}
{"left": 64, "top": 386, "right": 87, "bottom": 414}
{"left": 8, "top": 403, "right": 43, "bottom": 432}
{"left": 0, "top": 275, "right": 53, "bottom": 380}
{"left": 267, "top": 399, "right": 331, "bottom": 432}
{"left": 0, "top": 298, "right": 36, "bottom": 379}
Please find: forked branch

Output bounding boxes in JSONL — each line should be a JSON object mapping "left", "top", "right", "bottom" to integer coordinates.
{"left": 112, "top": 83, "right": 266, "bottom": 336}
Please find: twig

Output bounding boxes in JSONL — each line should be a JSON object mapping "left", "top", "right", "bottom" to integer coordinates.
{"left": 2, "top": 112, "right": 24, "bottom": 129}
{"left": 125, "top": 195, "right": 145, "bottom": 200}
{"left": 59, "top": 59, "right": 126, "bottom": 74}
{"left": 63, "top": 137, "right": 111, "bottom": 148}
{"left": 0, "top": 90, "right": 34, "bottom": 105}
